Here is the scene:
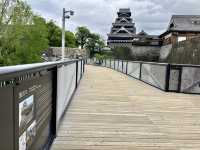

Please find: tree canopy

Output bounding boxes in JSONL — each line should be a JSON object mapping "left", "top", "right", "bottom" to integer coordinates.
{"left": 85, "top": 33, "right": 105, "bottom": 58}
{"left": 0, "top": 1, "right": 49, "bottom": 65}
{"left": 75, "top": 26, "right": 106, "bottom": 58}
{"left": 0, "top": 1, "right": 105, "bottom": 66}
{"left": 75, "top": 26, "right": 90, "bottom": 49}
{"left": 0, "top": 0, "right": 16, "bottom": 33}
{"left": 47, "top": 20, "right": 77, "bottom": 48}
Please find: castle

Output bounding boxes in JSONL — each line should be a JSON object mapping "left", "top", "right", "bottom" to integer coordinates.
{"left": 107, "top": 8, "right": 200, "bottom": 60}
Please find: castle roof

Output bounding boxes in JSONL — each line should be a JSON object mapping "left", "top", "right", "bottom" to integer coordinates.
{"left": 161, "top": 15, "right": 200, "bottom": 37}
{"left": 119, "top": 8, "right": 131, "bottom": 13}
{"left": 168, "top": 15, "right": 200, "bottom": 32}
{"left": 137, "top": 30, "right": 148, "bottom": 36}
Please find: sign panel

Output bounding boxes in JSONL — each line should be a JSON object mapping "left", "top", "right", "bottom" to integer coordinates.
{"left": 15, "top": 71, "right": 53, "bottom": 150}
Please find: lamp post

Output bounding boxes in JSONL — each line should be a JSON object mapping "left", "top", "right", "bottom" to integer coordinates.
{"left": 62, "top": 8, "right": 74, "bottom": 60}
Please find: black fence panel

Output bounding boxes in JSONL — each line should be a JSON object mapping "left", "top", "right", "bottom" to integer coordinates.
{"left": 122, "top": 61, "right": 128, "bottom": 74}
{"left": 106, "top": 59, "right": 111, "bottom": 68}
{"left": 118, "top": 60, "right": 123, "bottom": 72}
{"left": 114, "top": 60, "right": 119, "bottom": 70}
{"left": 141, "top": 63, "right": 168, "bottom": 90}
{"left": 56, "top": 62, "right": 77, "bottom": 127}
{"left": 110, "top": 59, "right": 115, "bottom": 69}
{"left": 102, "top": 59, "right": 105, "bottom": 67}
{"left": 127, "top": 62, "right": 141, "bottom": 79}
{"left": 168, "top": 65, "right": 182, "bottom": 92}
{"left": 180, "top": 66, "right": 200, "bottom": 94}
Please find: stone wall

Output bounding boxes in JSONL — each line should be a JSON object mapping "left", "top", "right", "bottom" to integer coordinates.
{"left": 47, "top": 47, "right": 87, "bottom": 59}
{"left": 109, "top": 43, "right": 160, "bottom": 61}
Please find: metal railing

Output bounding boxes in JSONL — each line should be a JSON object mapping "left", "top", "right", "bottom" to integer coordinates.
{"left": 87, "top": 58, "right": 200, "bottom": 94}
{"left": 0, "top": 59, "right": 85, "bottom": 150}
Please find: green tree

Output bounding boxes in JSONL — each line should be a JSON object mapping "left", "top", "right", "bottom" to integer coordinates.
{"left": 46, "top": 21, "right": 62, "bottom": 47}
{"left": 0, "top": 1, "right": 48, "bottom": 66}
{"left": 75, "top": 26, "right": 90, "bottom": 49}
{"left": 65, "top": 31, "right": 77, "bottom": 48}
{"left": 0, "top": 0, "right": 16, "bottom": 33}
{"left": 85, "top": 33, "right": 105, "bottom": 58}
{"left": 46, "top": 20, "right": 77, "bottom": 47}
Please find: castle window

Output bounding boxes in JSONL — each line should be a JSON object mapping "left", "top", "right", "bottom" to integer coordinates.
{"left": 133, "top": 38, "right": 139, "bottom": 41}
{"left": 118, "top": 30, "right": 127, "bottom": 33}
{"left": 192, "top": 20, "right": 200, "bottom": 25}
{"left": 169, "top": 23, "right": 174, "bottom": 28}
{"left": 121, "top": 20, "right": 127, "bottom": 23}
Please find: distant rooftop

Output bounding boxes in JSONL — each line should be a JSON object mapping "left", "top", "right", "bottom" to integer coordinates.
{"left": 137, "top": 30, "right": 148, "bottom": 36}
{"left": 168, "top": 15, "right": 200, "bottom": 32}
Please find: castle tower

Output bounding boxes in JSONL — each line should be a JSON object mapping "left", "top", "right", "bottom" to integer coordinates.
{"left": 107, "top": 8, "right": 136, "bottom": 48}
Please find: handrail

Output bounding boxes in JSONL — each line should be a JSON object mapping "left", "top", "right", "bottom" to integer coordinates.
{"left": 0, "top": 60, "right": 79, "bottom": 80}
{"left": 105, "top": 59, "right": 200, "bottom": 67}
{"left": 0, "top": 59, "right": 85, "bottom": 149}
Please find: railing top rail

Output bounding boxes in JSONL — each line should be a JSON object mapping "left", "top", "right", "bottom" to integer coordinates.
{"left": 106, "top": 58, "right": 200, "bottom": 67}
{"left": 108, "top": 59, "right": 169, "bottom": 66}
{"left": 170, "top": 63, "right": 200, "bottom": 68}
{"left": 136, "top": 61, "right": 169, "bottom": 66}
{"left": 0, "top": 59, "right": 82, "bottom": 80}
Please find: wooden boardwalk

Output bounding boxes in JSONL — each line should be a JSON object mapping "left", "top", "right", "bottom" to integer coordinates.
{"left": 51, "top": 65, "right": 200, "bottom": 150}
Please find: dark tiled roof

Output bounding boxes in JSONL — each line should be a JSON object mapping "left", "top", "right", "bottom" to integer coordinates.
{"left": 168, "top": 15, "right": 200, "bottom": 32}
{"left": 119, "top": 8, "right": 131, "bottom": 13}
{"left": 107, "top": 33, "right": 134, "bottom": 37}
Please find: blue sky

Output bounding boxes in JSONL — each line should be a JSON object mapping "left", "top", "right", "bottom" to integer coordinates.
{"left": 27, "top": 0, "right": 200, "bottom": 39}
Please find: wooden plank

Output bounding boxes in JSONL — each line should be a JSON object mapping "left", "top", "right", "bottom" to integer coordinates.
{"left": 51, "top": 65, "right": 200, "bottom": 150}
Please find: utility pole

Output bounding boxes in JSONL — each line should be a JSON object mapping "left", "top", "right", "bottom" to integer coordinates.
{"left": 62, "top": 8, "right": 74, "bottom": 60}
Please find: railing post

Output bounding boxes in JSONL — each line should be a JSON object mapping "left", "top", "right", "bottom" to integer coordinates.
{"left": 118, "top": 59, "right": 119, "bottom": 71}
{"left": 83, "top": 59, "right": 85, "bottom": 73}
{"left": 52, "top": 66, "right": 58, "bottom": 139}
{"left": 81, "top": 60, "right": 83, "bottom": 78}
{"left": 114, "top": 59, "right": 115, "bottom": 70}
{"left": 165, "top": 64, "right": 171, "bottom": 92}
{"left": 178, "top": 66, "right": 183, "bottom": 93}
{"left": 109, "top": 58, "right": 111, "bottom": 68}
{"left": 139, "top": 62, "right": 142, "bottom": 80}
{"left": 126, "top": 61, "right": 128, "bottom": 75}
{"left": 122, "top": 60, "right": 123, "bottom": 73}
{"left": 75, "top": 60, "right": 78, "bottom": 89}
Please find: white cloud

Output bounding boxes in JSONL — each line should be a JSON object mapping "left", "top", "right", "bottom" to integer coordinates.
{"left": 27, "top": 0, "right": 200, "bottom": 39}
